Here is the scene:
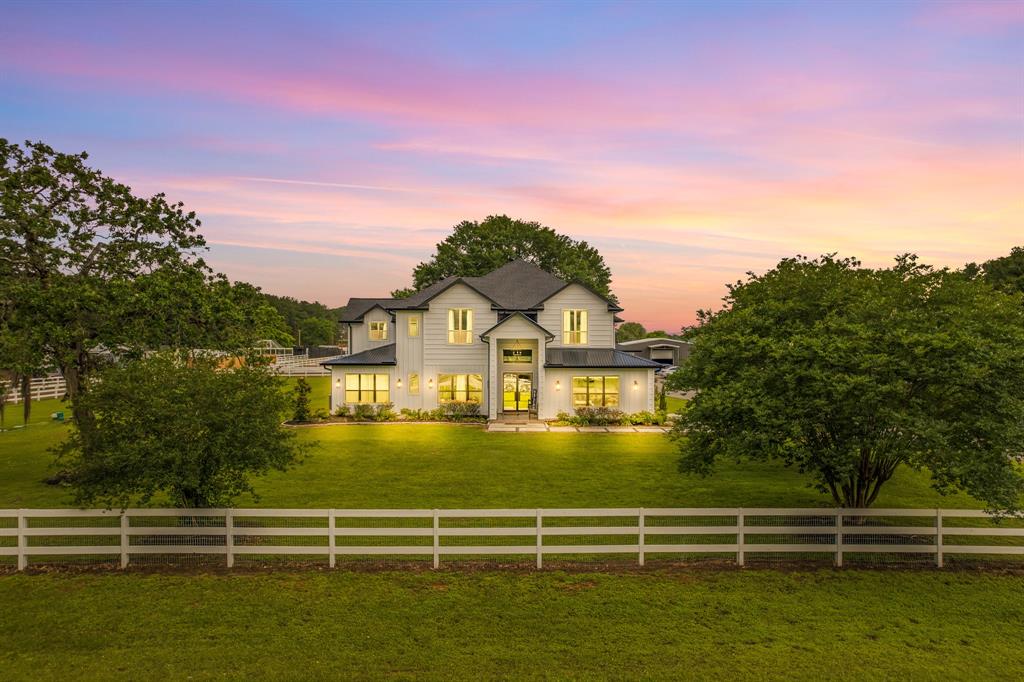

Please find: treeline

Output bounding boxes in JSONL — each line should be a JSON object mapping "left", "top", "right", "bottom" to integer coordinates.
{"left": 260, "top": 293, "right": 343, "bottom": 348}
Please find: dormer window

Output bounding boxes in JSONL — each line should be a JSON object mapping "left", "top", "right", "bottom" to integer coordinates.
{"left": 448, "top": 308, "right": 473, "bottom": 344}
{"left": 369, "top": 321, "right": 387, "bottom": 341}
{"left": 563, "top": 309, "right": 588, "bottom": 345}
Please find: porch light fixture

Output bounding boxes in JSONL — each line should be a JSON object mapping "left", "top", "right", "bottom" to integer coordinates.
{"left": 427, "top": 378, "right": 434, "bottom": 389}
{"left": 396, "top": 378, "right": 403, "bottom": 389}
{"left": 632, "top": 380, "right": 639, "bottom": 391}
{"left": 555, "top": 380, "right": 561, "bottom": 391}
{"left": 335, "top": 378, "right": 341, "bottom": 387}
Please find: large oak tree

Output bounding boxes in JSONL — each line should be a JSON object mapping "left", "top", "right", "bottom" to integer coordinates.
{"left": 0, "top": 140, "right": 289, "bottom": 425}
{"left": 393, "top": 215, "right": 616, "bottom": 301}
{"left": 668, "top": 254, "right": 1024, "bottom": 510}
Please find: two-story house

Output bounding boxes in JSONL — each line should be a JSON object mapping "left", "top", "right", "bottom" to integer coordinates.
{"left": 324, "top": 260, "right": 660, "bottom": 420}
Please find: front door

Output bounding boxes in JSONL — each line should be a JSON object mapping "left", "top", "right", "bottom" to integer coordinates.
{"left": 502, "top": 372, "right": 532, "bottom": 413}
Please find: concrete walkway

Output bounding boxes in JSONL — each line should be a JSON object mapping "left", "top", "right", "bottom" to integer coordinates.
{"left": 486, "top": 422, "right": 670, "bottom": 433}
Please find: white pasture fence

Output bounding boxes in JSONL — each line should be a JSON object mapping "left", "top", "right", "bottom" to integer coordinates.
{"left": 3, "top": 375, "right": 66, "bottom": 403}
{"left": 270, "top": 353, "right": 336, "bottom": 376}
{"left": 2, "top": 507, "right": 1022, "bottom": 571}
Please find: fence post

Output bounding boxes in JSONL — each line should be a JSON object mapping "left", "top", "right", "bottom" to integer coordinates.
{"left": 935, "top": 508, "right": 943, "bottom": 569}
{"left": 835, "top": 509, "right": 843, "bottom": 568}
{"left": 120, "top": 512, "right": 129, "bottom": 569}
{"left": 16, "top": 509, "right": 26, "bottom": 571}
{"left": 432, "top": 509, "right": 439, "bottom": 570}
{"left": 225, "top": 509, "right": 234, "bottom": 568}
{"left": 736, "top": 508, "right": 745, "bottom": 567}
{"left": 536, "top": 508, "right": 543, "bottom": 570}
{"left": 638, "top": 508, "right": 645, "bottom": 567}
{"left": 328, "top": 509, "right": 336, "bottom": 569}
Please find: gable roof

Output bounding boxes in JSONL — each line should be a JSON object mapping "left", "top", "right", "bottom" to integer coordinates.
{"left": 345, "top": 260, "right": 619, "bottom": 316}
{"left": 338, "top": 298, "right": 398, "bottom": 323}
{"left": 478, "top": 312, "right": 555, "bottom": 341}
{"left": 321, "top": 344, "right": 396, "bottom": 366}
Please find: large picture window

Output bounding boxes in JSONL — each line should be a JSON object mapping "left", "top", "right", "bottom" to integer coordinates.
{"left": 345, "top": 373, "right": 390, "bottom": 403}
{"left": 563, "top": 309, "right": 588, "bottom": 345}
{"left": 448, "top": 308, "right": 473, "bottom": 344}
{"left": 572, "top": 376, "right": 619, "bottom": 407}
{"left": 369, "top": 321, "right": 387, "bottom": 341}
{"left": 438, "top": 374, "right": 483, "bottom": 403}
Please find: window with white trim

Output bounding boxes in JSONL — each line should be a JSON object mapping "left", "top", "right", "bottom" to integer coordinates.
{"left": 407, "top": 315, "right": 420, "bottom": 338}
{"left": 408, "top": 373, "right": 420, "bottom": 395}
{"left": 345, "top": 373, "right": 390, "bottom": 403}
{"left": 572, "top": 376, "right": 619, "bottom": 407}
{"left": 368, "top": 321, "right": 387, "bottom": 341}
{"left": 563, "top": 309, "right": 588, "bottom": 345}
{"left": 448, "top": 308, "right": 473, "bottom": 344}
{"left": 438, "top": 374, "right": 483, "bottom": 403}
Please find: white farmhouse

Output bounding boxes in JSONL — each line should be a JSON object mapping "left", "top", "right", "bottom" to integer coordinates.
{"left": 325, "top": 260, "right": 660, "bottom": 420}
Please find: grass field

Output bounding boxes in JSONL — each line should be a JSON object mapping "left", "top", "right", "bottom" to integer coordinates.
{"left": 0, "top": 404, "right": 982, "bottom": 509}
{"left": 0, "top": 569, "right": 1021, "bottom": 680}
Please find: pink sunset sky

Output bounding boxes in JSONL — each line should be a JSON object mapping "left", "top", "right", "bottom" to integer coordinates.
{"left": 2, "top": 1, "right": 1022, "bottom": 330}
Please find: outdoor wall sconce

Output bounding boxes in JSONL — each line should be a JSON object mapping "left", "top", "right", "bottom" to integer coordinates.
{"left": 335, "top": 378, "right": 341, "bottom": 387}
{"left": 396, "top": 378, "right": 402, "bottom": 389}
{"left": 633, "top": 380, "right": 639, "bottom": 391}
{"left": 427, "top": 378, "right": 434, "bottom": 389}
{"left": 555, "top": 380, "right": 561, "bottom": 391}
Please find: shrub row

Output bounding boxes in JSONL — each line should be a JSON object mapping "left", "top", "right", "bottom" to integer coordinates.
{"left": 554, "top": 407, "right": 670, "bottom": 426}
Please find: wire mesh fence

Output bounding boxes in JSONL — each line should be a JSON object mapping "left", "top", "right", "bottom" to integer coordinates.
{"left": 2, "top": 507, "right": 1022, "bottom": 572}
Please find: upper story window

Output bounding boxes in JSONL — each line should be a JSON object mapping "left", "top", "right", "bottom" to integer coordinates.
{"left": 408, "top": 373, "right": 420, "bottom": 395}
{"left": 407, "top": 315, "right": 420, "bottom": 338}
{"left": 448, "top": 308, "right": 473, "bottom": 344}
{"left": 369, "top": 321, "right": 388, "bottom": 341}
{"left": 563, "top": 309, "right": 588, "bottom": 345}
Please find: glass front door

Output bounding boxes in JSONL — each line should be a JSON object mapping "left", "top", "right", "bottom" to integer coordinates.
{"left": 502, "top": 372, "right": 533, "bottom": 413}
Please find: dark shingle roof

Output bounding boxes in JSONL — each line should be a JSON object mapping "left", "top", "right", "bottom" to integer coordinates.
{"left": 478, "top": 312, "right": 555, "bottom": 340}
{"left": 357, "top": 260, "right": 620, "bottom": 314}
{"left": 321, "top": 344, "right": 396, "bottom": 366}
{"left": 338, "top": 298, "right": 398, "bottom": 323}
{"left": 544, "top": 348, "right": 662, "bottom": 369}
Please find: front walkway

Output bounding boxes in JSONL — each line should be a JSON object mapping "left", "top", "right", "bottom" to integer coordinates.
{"left": 486, "top": 422, "right": 670, "bottom": 433}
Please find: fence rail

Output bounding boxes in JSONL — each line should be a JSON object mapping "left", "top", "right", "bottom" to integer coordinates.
{"left": 1, "top": 507, "right": 1021, "bottom": 571}
{"left": 3, "top": 375, "right": 66, "bottom": 403}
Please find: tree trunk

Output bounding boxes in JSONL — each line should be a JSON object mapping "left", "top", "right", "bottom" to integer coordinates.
{"left": 21, "top": 374, "right": 31, "bottom": 424}
{"left": 64, "top": 344, "right": 95, "bottom": 431}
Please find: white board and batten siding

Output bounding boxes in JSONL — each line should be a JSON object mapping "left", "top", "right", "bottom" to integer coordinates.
{"left": 542, "top": 368, "right": 653, "bottom": 419}
{"left": 348, "top": 307, "right": 395, "bottom": 356}
{"left": 393, "top": 310, "right": 424, "bottom": 411}
{"left": 538, "top": 283, "right": 615, "bottom": 348}
{"left": 420, "top": 283, "right": 496, "bottom": 410}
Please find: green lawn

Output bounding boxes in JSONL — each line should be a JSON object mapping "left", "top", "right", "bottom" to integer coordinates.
{"left": 0, "top": 417, "right": 982, "bottom": 509}
{"left": 0, "top": 570, "right": 1020, "bottom": 680}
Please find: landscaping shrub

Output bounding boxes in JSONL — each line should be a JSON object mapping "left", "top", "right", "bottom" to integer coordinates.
{"left": 351, "top": 403, "right": 376, "bottom": 421}
{"left": 441, "top": 401, "right": 482, "bottom": 421}
{"left": 333, "top": 404, "right": 350, "bottom": 418}
{"left": 373, "top": 402, "right": 396, "bottom": 422}
{"left": 573, "top": 406, "right": 624, "bottom": 426}
{"left": 292, "top": 378, "right": 312, "bottom": 422}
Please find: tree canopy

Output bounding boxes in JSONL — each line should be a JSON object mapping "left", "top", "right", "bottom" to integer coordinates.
{"left": 262, "top": 292, "right": 338, "bottom": 346}
{"left": 615, "top": 321, "right": 647, "bottom": 342}
{"left": 0, "top": 139, "right": 289, "bottom": 421}
{"left": 668, "top": 254, "right": 1024, "bottom": 510}
{"left": 394, "top": 215, "right": 616, "bottom": 301}
{"left": 967, "top": 246, "right": 1024, "bottom": 296}
{"left": 57, "top": 352, "right": 306, "bottom": 509}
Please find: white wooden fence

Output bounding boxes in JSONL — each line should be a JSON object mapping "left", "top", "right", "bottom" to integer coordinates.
{"left": 271, "top": 353, "right": 335, "bottom": 376}
{"left": 2, "top": 507, "right": 1022, "bottom": 571}
{"left": 3, "top": 375, "right": 66, "bottom": 403}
